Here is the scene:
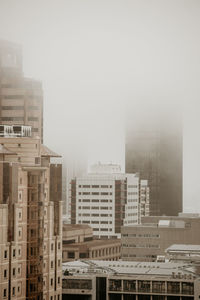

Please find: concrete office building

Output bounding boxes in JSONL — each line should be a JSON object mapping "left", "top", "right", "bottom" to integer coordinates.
{"left": 126, "top": 115, "right": 182, "bottom": 216}
{"left": 62, "top": 224, "right": 121, "bottom": 262}
{"left": 0, "top": 40, "right": 43, "bottom": 141}
{"left": 121, "top": 214, "right": 200, "bottom": 262}
{"left": 70, "top": 163, "right": 149, "bottom": 239}
{"left": 62, "top": 259, "right": 200, "bottom": 300}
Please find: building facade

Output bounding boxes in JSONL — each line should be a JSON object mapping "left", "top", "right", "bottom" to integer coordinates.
{"left": 70, "top": 163, "right": 149, "bottom": 239}
{"left": 0, "top": 40, "right": 62, "bottom": 300}
{"left": 121, "top": 214, "right": 200, "bottom": 262}
{"left": 62, "top": 260, "right": 200, "bottom": 300}
{"left": 62, "top": 224, "right": 121, "bottom": 262}
{"left": 0, "top": 125, "right": 62, "bottom": 300}
{"left": 125, "top": 117, "right": 182, "bottom": 216}
{"left": 0, "top": 40, "right": 43, "bottom": 141}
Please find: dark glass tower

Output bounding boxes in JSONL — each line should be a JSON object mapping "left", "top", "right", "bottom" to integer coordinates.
{"left": 126, "top": 114, "right": 182, "bottom": 216}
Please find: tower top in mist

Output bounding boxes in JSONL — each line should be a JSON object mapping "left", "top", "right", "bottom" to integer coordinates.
{"left": 89, "top": 162, "right": 121, "bottom": 174}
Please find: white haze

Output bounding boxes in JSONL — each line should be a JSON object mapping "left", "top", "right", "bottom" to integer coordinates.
{"left": 0, "top": 0, "right": 200, "bottom": 212}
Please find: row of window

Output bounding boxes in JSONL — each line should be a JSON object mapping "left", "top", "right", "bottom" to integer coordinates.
{"left": 79, "top": 199, "right": 112, "bottom": 203}
{"left": 109, "top": 279, "right": 194, "bottom": 295}
{"left": 78, "top": 185, "right": 112, "bottom": 188}
{"left": 78, "top": 213, "right": 112, "bottom": 218}
{"left": 79, "top": 206, "right": 112, "bottom": 210}
{"left": 82, "top": 212, "right": 113, "bottom": 217}
{"left": 4, "top": 266, "right": 21, "bottom": 279}
{"left": 3, "top": 285, "right": 21, "bottom": 298}
{"left": 122, "top": 233, "right": 160, "bottom": 238}
{"left": 79, "top": 218, "right": 112, "bottom": 224}
{"left": 79, "top": 192, "right": 112, "bottom": 195}
{"left": 128, "top": 185, "right": 138, "bottom": 188}
{"left": 122, "top": 243, "right": 160, "bottom": 249}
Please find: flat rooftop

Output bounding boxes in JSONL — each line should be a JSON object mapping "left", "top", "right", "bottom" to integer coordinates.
{"left": 166, "top": 244, "right": 200, "bottom": 252}
{"left": 63, "top": 238, "right": 121, "bottom": 249}
{"left": 62, "top": 260, "right": 199, "bottom": 278}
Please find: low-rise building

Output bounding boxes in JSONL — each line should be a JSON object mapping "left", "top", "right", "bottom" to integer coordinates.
{"left": 121, "top": 213, "right": 200, "bottom": 262}
{"left": 166, "top": 244, "right": 200, "bottom": 263}
{"left": 62, "top": 260, "right": 200, "bottom": 300}
{"left": 63, "top": 224, "right": 121, "bottom": 262}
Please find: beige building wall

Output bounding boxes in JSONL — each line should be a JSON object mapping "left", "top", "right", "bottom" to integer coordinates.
{"left": 121, "top": 215, "right": 200, "bottom": 262}
{"left": 0, "top": 136, "right": 62, "bottom": 300}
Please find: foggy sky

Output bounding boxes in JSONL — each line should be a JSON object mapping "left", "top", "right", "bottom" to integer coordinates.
{"left": 0, "top": 0, "right": 200, "bottom": 212}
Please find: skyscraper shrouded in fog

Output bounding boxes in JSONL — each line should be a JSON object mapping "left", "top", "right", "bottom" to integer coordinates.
{"left": 0, "top": 41, "right": 62, "bottom": 300}
{"left": 125, "top": 108, "right": 182, "bottom": 216}
{"left": 0, "top": 40, "right": 43, "bottom": 141}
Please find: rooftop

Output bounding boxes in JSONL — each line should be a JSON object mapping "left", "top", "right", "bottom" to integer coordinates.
{"left": 41, "top": 144, "right": 61, "bottom": 157}
{"left": 63, "top": 238, "right": 121, "bottom": 249}
{"left": 166, "top": 244, "right": 200, "bottom": 253}
{"left": 62, "top": 260, "right": 198, "bottom": 278}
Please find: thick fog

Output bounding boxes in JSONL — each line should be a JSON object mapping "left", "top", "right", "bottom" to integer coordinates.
{"left": 0, "top": 0, "right": 200, "bottom": 211}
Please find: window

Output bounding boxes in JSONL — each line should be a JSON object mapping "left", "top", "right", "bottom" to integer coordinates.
{"left": 4, "top": 269, "right": 7, "bottom": 278}
{"left": 123, "top": 280, "right": 136, "bottom": 292}
{"left": 58, "top": 277, "right": 60, "bottom": 284}
{"left": 51, "top": 244, "right": 54, "bottom": 251}
{"left": 58, "top": 259, "right": 61, "bottom": 267}
{"left": 167, "top": 282, "right": 180, "bottom": 294}
{"left": 4, "top": 250, "right": 7, "bottom": 259}
{"left": 51, "top": 279, "right": 53, "bottom": 286}
{"left": 13, "top": 268, "right": 16, "bottom": 276}
{"left": 3, "top": 289, "right": 7, "bottom": 297}
{"left": 58, "top": 242, "right": 61, "bottom": 249}
{"left": 51, "top": 261, "right": 53, "bottom": 268}
{"left": 138, "top": 281, "right": 150, "bottom": 292}
{"left": 18, "top": 267, "right": 20, "bottom": 274}
{"left": 12, "top": 287, "right": 15, "bottom": 296}
{"left": 68, "top": 252, "right": 75, "bottom": 259}
{"left": 13, "top": 249, "right": 16, "bottom": 257}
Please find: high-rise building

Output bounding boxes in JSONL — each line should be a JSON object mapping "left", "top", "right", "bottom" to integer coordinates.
{"left": 70, "top": 163, "right": 149, "bottom": 239}
{"left": 0, "top": 41, "right": 62, "bottom": 300}
{"left": 0, "top": 40, "right": 43, "bottom": 141}
{"left": 126, "top": 114, "right": 182, "bottom": 216}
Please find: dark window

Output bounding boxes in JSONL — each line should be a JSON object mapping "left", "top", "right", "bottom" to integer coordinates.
{"left": 109, "top": 279, "right": 122, "bottom": 291}
{"left": 3, "top": 289, "right": 7, "bottom": 297}
{"left": 4, "top": 95, "right": 24, "bottom": 99}
{"left": 167, "top": 282, "right": 180, "bottom": 294}
{"left": 4, "top": 250, "right": 7, "bottom": 259}
{"left": 2, "top": 106, "right": 24, "bottom": 110}
{"left": 68, "top": 252, "right": 75, "bottom": 258}
{"left": 28, "top": 117, "right": 38, "bottom": 121}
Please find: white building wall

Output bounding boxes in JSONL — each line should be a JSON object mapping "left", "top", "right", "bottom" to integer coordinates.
{"left": 74, "top": 165, "right": 149, "bottom": 238}
{"left": 76, "top": 175, "right": 118, "bottom": 238}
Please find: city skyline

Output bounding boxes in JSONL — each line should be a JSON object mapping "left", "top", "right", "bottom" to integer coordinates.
{"left": 0, "top": 1, "right": 199, "bottom": 212}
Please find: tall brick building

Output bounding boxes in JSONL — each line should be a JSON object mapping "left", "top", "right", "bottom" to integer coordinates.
{"left": 0, "top": 41, "right": 62, "bottom": 300}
